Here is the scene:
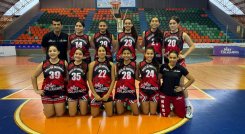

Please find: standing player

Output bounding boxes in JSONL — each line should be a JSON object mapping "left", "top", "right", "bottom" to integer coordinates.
{"left": 31, "top": 44, "right": 68, "bottom": 118}
{"left": 90, "top": 21, "right": 116, "bottom": 61}
{"left": 116, "top": 18, "right": 140, "bottom": 62}
{"left": 163, "top": 16, "right": 195, "bottom": 118}
{"left": 158, "top": 50, "right": 195, "bottom": 118}
{"left": 68, "top": 20, "right": 91, "bottom": 64}
{"left": 115, "top": 47, "right": 139, "bottom": 115}
{"left": 140, "top": 17, "right": 163, "bottom": 64}
{"left": 67, "top": 48, "right": 89, "bottom": 116}
{"left": 88, "top": 46, "right": 115, "bottom": 117}
{"left": 137, "top": 47, "right": 159, "bottom": 115}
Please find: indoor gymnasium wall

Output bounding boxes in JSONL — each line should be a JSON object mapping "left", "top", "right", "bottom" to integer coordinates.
{"left": 40, "top": 0, "right": 95, "bottom": 8}
{"left": 136, "top": 0, "right": 208, "bottom": 9}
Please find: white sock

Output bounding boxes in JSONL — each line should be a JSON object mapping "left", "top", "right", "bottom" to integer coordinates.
{"left": 185, "top": 98, "right": 191, "bottom": 107}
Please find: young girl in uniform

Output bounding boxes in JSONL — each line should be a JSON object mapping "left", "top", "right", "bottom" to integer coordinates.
{"left": 116, "top": 18, "right": 140, "bottom": 62}
{"left": 90, "top": 20, "right": 116, "bottom": 62}
{"left": 163, "top": 16, "right": 195, "bottom": 118}
{"left": 32, "top": 44, "right": 68, "bottom": 118}
{"left": 115, "top": 47, "right": 139, "bottom": 115}
{"left": 68, "top": 20, "right": 91, "bottom": 64}
{"left": 88, "top": 45, "right": 115, "bottom": 117}
{"left": 137, "top": 47, "right": 159, "bottom": 115}
{"left": 67, "top": 48, "right": 89, "bottom": 116}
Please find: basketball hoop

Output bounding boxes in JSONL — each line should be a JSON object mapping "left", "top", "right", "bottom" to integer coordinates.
{"left": 110, "top": 0, "right": 121, "bottom": 15}
{"left": 110, "top": 0, "right": 123, "bottom": 33}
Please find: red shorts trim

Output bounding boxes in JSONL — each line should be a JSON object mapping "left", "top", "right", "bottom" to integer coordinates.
{"left": 41, "top": 95, "right": 66, "bottom": 104}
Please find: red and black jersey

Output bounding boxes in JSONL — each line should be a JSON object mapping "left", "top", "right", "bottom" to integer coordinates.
{"left": 117, "top": 32, "right": 137, "bottom": 61}
{"left": 115, "top": 61, "right": 136, "bottom": 94}
{"left": 68, "top": 33, "right": 90, "bottom": 61}
{"left": 92, "top": 60, "right": 112, "bottom": 93}
{"left": 42, "top": 60, "right": 66, "bottom": 96}
{"left": 67, "top": 62, "right": 88, "bottom": 95}
{"left": 93, "top": 32, "right": 113, "bottom": 60}
{"left": 139, "top": 61, "right": 159, "bottom": 92}
{"left": 144, "top": 29, "right": 163, "bottom": 58}
{"left": 163, "top": 30, "right": 184, "bottom": 57}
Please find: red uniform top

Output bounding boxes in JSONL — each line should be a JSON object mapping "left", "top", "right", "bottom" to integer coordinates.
{"left": 67, "top": 62, "right": 88, "bottom": 95}
{"left": 92, "top": 60, "right": 112, "bottom": 94}
{"left": 42, "top": 60, "right": 66, "bottom": 96}
{"left": 117, "top": 32, "right": 137, "bottom": 61}
{"left": 139, "top": 61, "right": 159, "bottom": 92}
{"left": 163, "top": 31, "right": 184, "bottom": 57}
{"left": 115, "top": 61, "right": 136, "bottom": 94}
{"left": 68, "top": 33, "right": 90, "bottom": 61}
{"left": 144, "top": 29, "right": 163, "bottom": 58}
{"left": 93, "top": 32, "right": 113, "bottom": 60}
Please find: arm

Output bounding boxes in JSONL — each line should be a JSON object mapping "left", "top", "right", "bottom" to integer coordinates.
{"left": 88, "top": 61, "right": 101, "bottom": 101}
{"left": 67, "top": 37, "right": 71, "bottom": 62}
{"left": 41, "top": 34, "right": 48, "bottom": 53}
{"left": 90, "top": 35, "right": 95, "bottom": 49}
{"left": 180, "top": 32, "right": 195, "bottom": 59}
{"left": 64, "top": 61, "right": 69, "bottom": 82}
{"left": 136, "top": 63, "right": 141, "bottom": 81}
{"left": 175, "top": 73, "right": 195, "bottom": 92}
{"left": 137, "top": 32, "right": 145, "bottom": 53}
{"left": 31, "top": 62, "right": 44, "bottom": 95}
{"left": 111, "top": 34, "right": 117, "bottom": 53}
{"left": 102, "top": 62, "right": 116, "bottom": 101}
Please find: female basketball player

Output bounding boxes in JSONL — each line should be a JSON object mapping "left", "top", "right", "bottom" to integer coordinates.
{"left": 115, "top": 47, "right": 139, "bottom": 115}
{"left": 163, "top": 16, "right": 195, "bottom": 118}
{"left": 140, "top": 17, "right": 163, "bottom": 64}
{"left": 116, "top": 18, "right": 140, "bottom": 62}
{"left": 31, "top": 44, "right": 68, "bottom": 118}
{"left": 158, "top": 50, "right": 195, "bottom": 118}
{"left": 67, "top": 48, "right": 89, "bottom": 116}
{"left": 90, "top": 20, "right": 116, "bottom": 61}
{"left": 68, "top": 20, "right": 91, "bottom": 63}
{"left": 88, "top": 45, "right": 115, "bottom": 117}
{"left": 137, "top": 47, "right": 159, "bottom": 115}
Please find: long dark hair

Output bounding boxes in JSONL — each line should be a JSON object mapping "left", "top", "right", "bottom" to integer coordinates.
{"left": 123, "top": 18, "right": 138, "bottom": 40}
{"left": 99, "top": 20, "right": 111, "bottom": 38}
{"left": 75, "top": 20, "right": 85, "bottom": 27}
{"left": 150, "top": 17, "right": 163, "bottom": 42}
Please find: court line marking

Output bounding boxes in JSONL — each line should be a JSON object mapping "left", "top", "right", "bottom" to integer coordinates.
{"left": 2, "top": 80, "right": 42, "bottom": 100}
{"left": 154, "top": 118, "right": 188, "bottom": 134}
{"left": 14, "top": 99, "right": 40, "bottom": 134}
{"left": 192, "top": 84, "right": 215, "bottom": 100}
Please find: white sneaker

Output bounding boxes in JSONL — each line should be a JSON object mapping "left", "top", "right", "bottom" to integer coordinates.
{"left": 186, "top": 105, "right": 193, "bottom": 119}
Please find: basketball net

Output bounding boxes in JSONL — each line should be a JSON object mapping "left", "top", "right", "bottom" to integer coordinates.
{"left": 110, "top": 0, "right": 126, "bottom": 33}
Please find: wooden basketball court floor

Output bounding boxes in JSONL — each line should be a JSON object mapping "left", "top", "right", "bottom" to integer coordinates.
{"left": 0, "top": 56, "right": 245, "bottom": 134}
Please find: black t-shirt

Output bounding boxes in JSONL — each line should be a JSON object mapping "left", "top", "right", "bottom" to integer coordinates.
{"left": 41, "top": 31, "right": 68, "bottom": 61}
{"left": 159, "top": 63, "right": 188, "bottom": 96}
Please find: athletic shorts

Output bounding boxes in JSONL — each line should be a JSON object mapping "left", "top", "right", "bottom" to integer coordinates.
{"left": 159, "top": 92, "right": 186, "bottom": 118}
{"left": 139, "top": 90, "right": 159, "bottom": 103}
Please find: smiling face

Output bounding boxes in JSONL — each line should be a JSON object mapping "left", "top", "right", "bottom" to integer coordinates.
{"left": 48, "top": 45, "right": 60, "bottom": 59}
{"left": 74, "top": 49, "right": 83, "bottom": 62}
{"left": 150, "top": 17, "right": 160, "bottom": 29}
{"left": 145, "top": 48, "right": 154, "bottom": 62}
{"left": 97, "top": 46, "right": 106, "bottom": 59}
{"left": 168, "top": 51, "right": 179, "bottom": 65}
{"left": 122, "top": 49, "right": 132, "bottom": 61}
{"left": 124, "top": 19, "right": 133, "bottom": 31}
